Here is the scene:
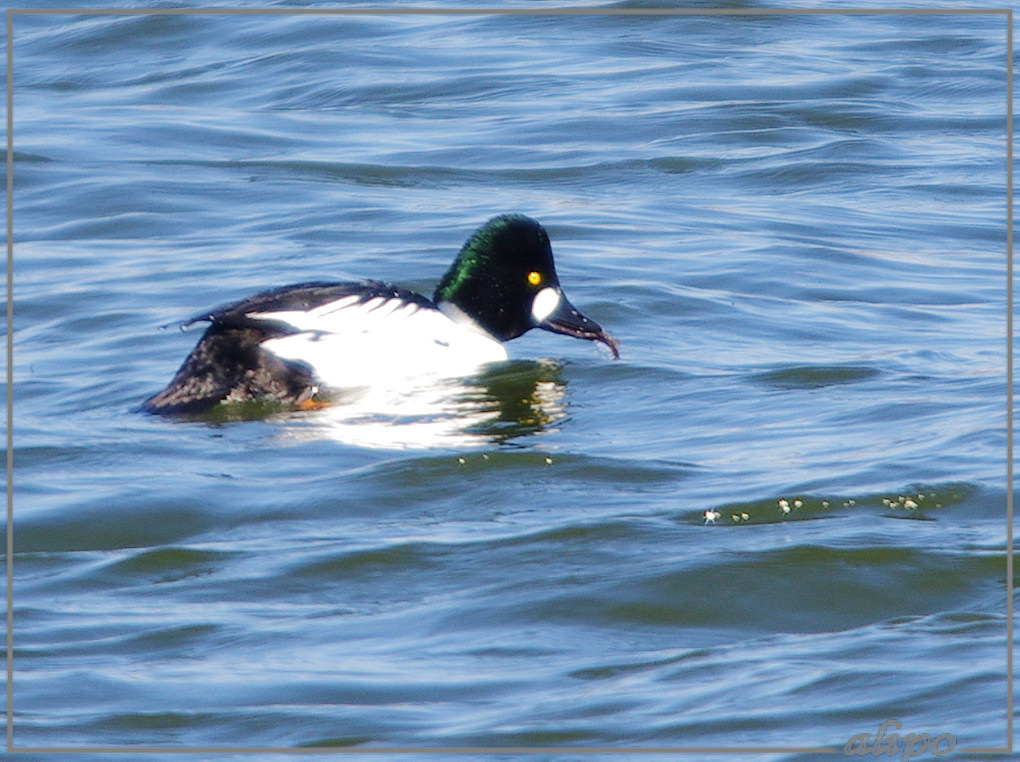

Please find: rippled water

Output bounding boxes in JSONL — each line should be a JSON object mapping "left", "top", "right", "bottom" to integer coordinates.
{"left": 5, "top": 5, "right": 1012, "bottom": 757}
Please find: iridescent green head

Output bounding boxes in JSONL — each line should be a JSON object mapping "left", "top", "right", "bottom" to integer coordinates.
{"left": 434, "top": 215, "right": 619, "bottom": 358}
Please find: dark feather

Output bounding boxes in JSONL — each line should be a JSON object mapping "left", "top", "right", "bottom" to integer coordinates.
{"left": 186, "top": 280, "right": 434, "bottom": 330}
{"left": 140, "top": 323, "right": 317, "bottom": 415}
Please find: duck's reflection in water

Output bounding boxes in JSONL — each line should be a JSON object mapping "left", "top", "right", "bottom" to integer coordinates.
{"left": 276, "top": 360, "right": 568, "bottom": 450}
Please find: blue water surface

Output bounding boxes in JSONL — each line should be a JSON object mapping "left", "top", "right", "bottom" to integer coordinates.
{"left": 4, "top": 3, "right": 1012, "bottom": 758}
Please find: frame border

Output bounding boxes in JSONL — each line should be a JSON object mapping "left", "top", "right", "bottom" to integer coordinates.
{"left": 4, "top": 5, "right": 1013, "bottom": 756}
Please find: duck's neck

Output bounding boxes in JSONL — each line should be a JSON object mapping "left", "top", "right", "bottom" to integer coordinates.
{"left": 436, "top": 300, "right": 501, "bottom": 341}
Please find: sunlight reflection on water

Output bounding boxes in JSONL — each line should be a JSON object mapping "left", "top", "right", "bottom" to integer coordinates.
{"left": 275, "top": 362, "right": 569, "bottom": 450}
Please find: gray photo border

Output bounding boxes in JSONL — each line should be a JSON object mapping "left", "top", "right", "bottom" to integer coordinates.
{"left": 4, "top": 5, "right": 1013, "bottom": 756}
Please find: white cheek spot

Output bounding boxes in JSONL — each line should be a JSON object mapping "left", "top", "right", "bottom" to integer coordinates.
{"left": 531, "top": 287, "right": 561, "bottom": 323}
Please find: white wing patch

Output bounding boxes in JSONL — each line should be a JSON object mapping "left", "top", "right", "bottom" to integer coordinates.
{"left": 250, "top": 296, "right": 508, "bottom": 390}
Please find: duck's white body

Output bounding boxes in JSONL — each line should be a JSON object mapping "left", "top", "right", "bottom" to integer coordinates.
{"left": 256, "top": 294, "right": 508, "bottom": 389}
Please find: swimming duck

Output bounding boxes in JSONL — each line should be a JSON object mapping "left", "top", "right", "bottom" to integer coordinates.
{"left": 141, "top": 214, "right": 619, "bottom": 415}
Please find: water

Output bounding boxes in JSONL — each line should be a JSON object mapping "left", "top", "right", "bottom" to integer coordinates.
{"left": 5, "top": 4, "right": 1011, "bottom": 757}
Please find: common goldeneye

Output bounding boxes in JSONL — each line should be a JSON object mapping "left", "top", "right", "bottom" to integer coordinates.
{"left": 142, "top": 214, "right": 620, "bottom": 415}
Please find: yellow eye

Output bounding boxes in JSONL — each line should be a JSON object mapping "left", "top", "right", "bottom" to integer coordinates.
{"left": 527, "top": 271, "right": 542, "bottom": 286}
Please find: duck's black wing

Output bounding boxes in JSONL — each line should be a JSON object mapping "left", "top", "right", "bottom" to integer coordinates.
{"left": 141, "top": 280, "right": 433, "bottom": 416}
{"left": 184, "top": 280, "right": 433, "bottom": 330}
{"left": 139, "top": 320, "right": 318, "bottom": 415}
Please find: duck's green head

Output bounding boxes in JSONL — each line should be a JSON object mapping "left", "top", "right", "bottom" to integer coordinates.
{"left": 434, "top": 215, "right": 619, "bottom": 358}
